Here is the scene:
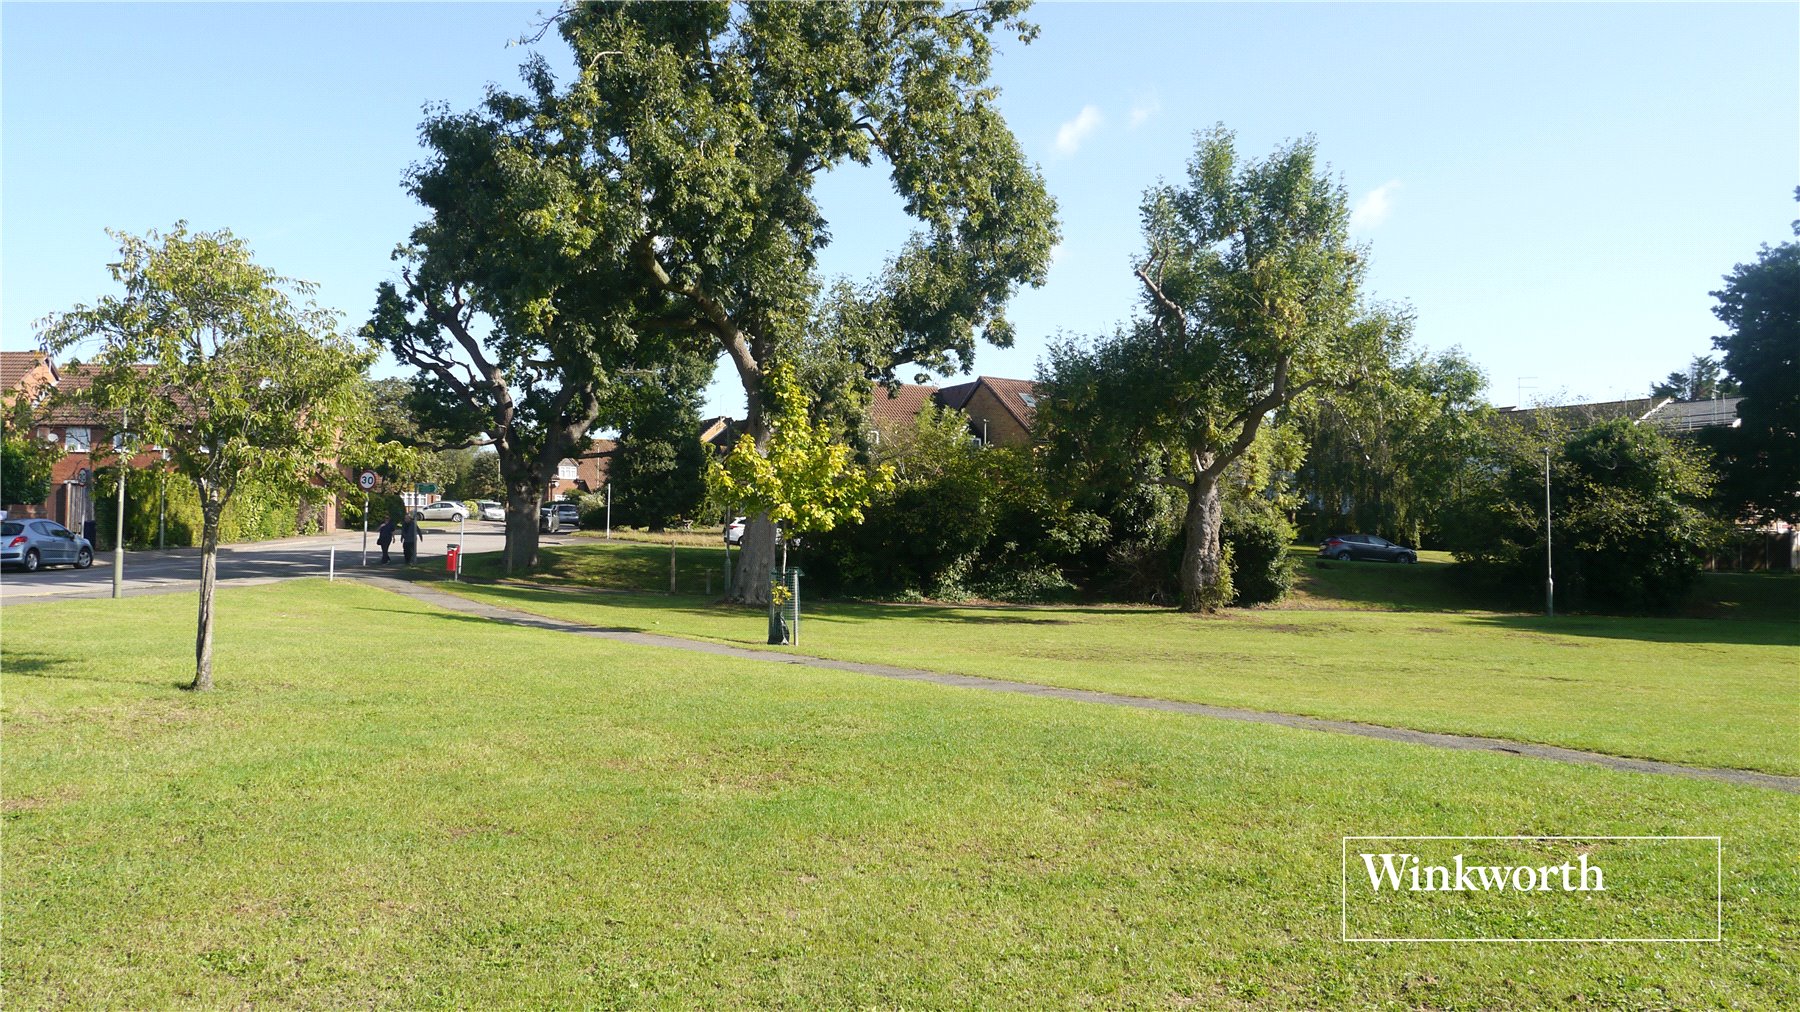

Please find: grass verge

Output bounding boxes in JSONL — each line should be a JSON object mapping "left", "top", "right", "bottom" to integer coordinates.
{"left": 437, "top": 542, "right": 1799, "bottom": 775}
{"left": 4, "top": 579, "right": 1796, "bottom": 1007}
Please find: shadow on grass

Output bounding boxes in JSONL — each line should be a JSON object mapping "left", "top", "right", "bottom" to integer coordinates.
{"left": 1290, "top": 557, "right": 1509, "bottom": 613}
{"left": 1468, "top": 611, "right": 1800, "bottom": 648}
{"left": 1, "top": 650, "right": 162, "bottom": 685}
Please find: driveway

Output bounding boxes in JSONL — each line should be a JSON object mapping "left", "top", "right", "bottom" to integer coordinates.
{"left": 0, "top": 522, "right": 575, "bottom": 603}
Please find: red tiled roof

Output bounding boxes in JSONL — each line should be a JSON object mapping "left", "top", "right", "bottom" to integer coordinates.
{"left": 870, "top": 383, "right": 939, "bottom": 431}
{"left": 1, "top": 351, "right": 56, "bottom": 395}
{"left": 869, "top": 377, "right": 1041, "bottom": 432}
{"left": 39, "top": 363, "right": 193, "bottom": 424}
{"left": 976, "top": 375, "right": 1039, "bottom": 430}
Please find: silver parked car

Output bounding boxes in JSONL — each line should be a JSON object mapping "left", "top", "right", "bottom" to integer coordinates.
{"left": 2, "top": 519, "right": 95, "bottom": 572}
{"left": 478, "top": 500, "right": 505, "bottom": 522}
{"left": 539, "top": 501, "right": 581, "bottom": 532}
{"left": 413, "top": 500, "right": 468, "bottom": 522}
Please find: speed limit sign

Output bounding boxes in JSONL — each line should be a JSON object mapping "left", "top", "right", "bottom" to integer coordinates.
{"left": 358, "top": 470, "right": 377, "bottom": 491}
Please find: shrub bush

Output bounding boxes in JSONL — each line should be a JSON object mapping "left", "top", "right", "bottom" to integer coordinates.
{"left": 1222, "top": 500, "right": 1294, "bottom": 606}
{"left": 1444, "top": 418, "right": 1723, "bottom": 612}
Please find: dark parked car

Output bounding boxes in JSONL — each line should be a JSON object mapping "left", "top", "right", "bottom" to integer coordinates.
{"left": 2, "top": 519, "right": 95, "bottom": 572}
{"left": 1319, "top": 534, "right": 1417, "bottom": 564}
{"left": 539, "top": 501, "right": 581, "bottom": 532}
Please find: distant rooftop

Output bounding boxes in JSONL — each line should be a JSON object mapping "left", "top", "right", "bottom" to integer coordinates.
{"left": 1498, "top": 396, "right": 1742, "bottom": 433}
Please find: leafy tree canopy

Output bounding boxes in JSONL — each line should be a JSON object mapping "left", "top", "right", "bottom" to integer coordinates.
{"left": 1445, "top": 417, "right": 1722, "bottom": 612}
{"left": 1650, "top": 354, "right": 1738, "bottom": 401}
{"left": 1297, "top": 346, "right": 1490, "bottom": 545}
{"left": 713, "top": 362, "right": 892, "bottom": 536}
{"left": 501, "top": 0, "right": 1058, "bottom": 602}
{"left": 1706, "top": 209, "right": 1800, "bottom": 524}
{"left": 609, "top": 350, "right": 714, "bottom": 530}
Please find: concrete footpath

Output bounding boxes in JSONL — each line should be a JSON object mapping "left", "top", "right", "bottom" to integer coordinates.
{"left": 364, "top": 575, "right": 1800, "bottom": 796}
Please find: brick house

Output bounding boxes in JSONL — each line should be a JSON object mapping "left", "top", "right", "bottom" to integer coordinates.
{"left": 1, "top": 350, "right": 59, "bottom": 409}
{"left": 3, "top": 356, "right": 338, "bottom": 536}
{"left": 868, "top": 375, "right": 1040, "bottom": 448}
{"left": 2, "top": 361, "right": 176, "bottom": 533}
{"left": 548, "top": 440, "right": 616, "bottom": 501}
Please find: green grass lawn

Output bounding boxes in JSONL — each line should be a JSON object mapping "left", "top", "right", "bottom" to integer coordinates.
{"left": 437, "top": 542, "right": 1800, "bottom": 775}
{"left": 5, "top": 580, "right": 1797, "bottom": 1007}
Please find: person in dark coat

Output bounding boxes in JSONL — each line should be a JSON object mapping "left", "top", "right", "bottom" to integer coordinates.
{"left": 401, "top": 514, "right": 422, "bottom": 565}
{"left": 376, "top": 515, "right": 397, "bottom": 564}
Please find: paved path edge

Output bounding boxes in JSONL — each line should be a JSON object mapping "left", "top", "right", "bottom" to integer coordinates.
{"left": 363, "top": 575, "right": 1800, "bottom": 796}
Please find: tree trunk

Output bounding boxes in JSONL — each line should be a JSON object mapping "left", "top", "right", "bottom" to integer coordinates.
{"left": 727, "top": 410, "right": 776, "bottom": 607}
{"left": 190, "top": 502, "right": 222, "bottom": 691}
{"left": 503, "top": 481, "right": 541, "bottom": 575}
{"left": 730, "top": 514, "right": 777, "bottom": 606}
{"left": 1177, "top": 471, "right": 1226, "bottom": 613}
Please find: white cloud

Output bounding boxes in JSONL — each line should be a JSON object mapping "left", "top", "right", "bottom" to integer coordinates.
{"left": 1054, "top": 104, "right": 1104, "bottom": 156}
{"left": 1350, "top": 180, "right": 1402, "bottom": 232}
{"left": 1128, "top": 94, "right": 1160, "bottom": 128}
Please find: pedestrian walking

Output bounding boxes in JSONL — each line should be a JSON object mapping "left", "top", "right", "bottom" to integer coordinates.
{"left": 401, "top": 514, "right": 421, "bottom": 565}
{"left": 376, "top": 515, "right": 397, "bottom": 564}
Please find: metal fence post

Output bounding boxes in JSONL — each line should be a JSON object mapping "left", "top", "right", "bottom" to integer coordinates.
{"left": 790, "top": 568, "right": 800, "bottom": 646}
{"left": 767, "top": 566, "right": 785, "bottom": 645}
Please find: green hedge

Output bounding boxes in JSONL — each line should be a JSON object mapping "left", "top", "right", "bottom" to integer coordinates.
{"left": 90, "top": 467, "right": 323, "bottom": 550}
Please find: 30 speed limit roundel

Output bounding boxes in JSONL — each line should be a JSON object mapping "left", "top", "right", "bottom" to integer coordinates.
{"left": 358, "top": 471, "right": 377, "bottom": 491}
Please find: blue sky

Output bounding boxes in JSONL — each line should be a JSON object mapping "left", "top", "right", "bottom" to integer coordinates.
{"left": 4, "top": 2, "right": 1795, "bottom": 419}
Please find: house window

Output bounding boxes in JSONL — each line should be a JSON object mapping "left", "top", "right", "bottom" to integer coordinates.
{"left": 64, "top": 427, "right": 91, "bottom": 452}
{"left": 1018, "top": 392, "right": 1037, "bottom": 408}
{"left": 557, "top": 462, "right": 578, "bottom": 480}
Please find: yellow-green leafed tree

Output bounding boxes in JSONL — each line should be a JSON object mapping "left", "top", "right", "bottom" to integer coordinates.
{"left": 713, "top": 363, "right": 893, "bottom": 550}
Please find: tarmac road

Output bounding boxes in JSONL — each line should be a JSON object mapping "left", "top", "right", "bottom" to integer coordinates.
{"left": 0, "top": 521, "right": 575, "bottom": 603}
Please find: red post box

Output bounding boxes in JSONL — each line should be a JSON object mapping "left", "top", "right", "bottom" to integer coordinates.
{"left": 445, "top": 544, "right": 461, "bottom": 574}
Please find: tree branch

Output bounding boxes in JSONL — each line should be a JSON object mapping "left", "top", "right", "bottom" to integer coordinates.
{"left": 853, "top": 117, "right": 890, "bottom": 157}
{"left": 633, "top": 235, "right": 760, "bottom": 389}
{"left": 1134, "top": 264, "right": 1188, "bottom": 334}
{"left": 406, "top": 270, "right": 502, "bottom": 393}
{"left": 1209, "top": 355, "right": 1299, "bottom": 479}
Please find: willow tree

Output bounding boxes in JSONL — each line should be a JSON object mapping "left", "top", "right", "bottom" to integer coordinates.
{"left": 1039, "top": 128, "right": 1394, "bottom": 611}
{"left": 507, "top": 0, "right": 1058, "bottom": 602}
{"left": 41, "top": 225, "right": 378, "bottom": 690}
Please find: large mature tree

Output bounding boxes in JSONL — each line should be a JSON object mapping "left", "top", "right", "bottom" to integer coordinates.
{"left": 1039, "top": 128, "right": 1389, "bottom": 611}
{"left": 501, "top": 0, "right": 1058, "bottom": 602}
{"left": 1706, "top": 218, "right": 1800, "bottom": 524}
{"left": 41, "top": 225, "right": 378, "bottom": 690}
{"left": 366, "top": 69, "right": 709, "bottom": 571}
